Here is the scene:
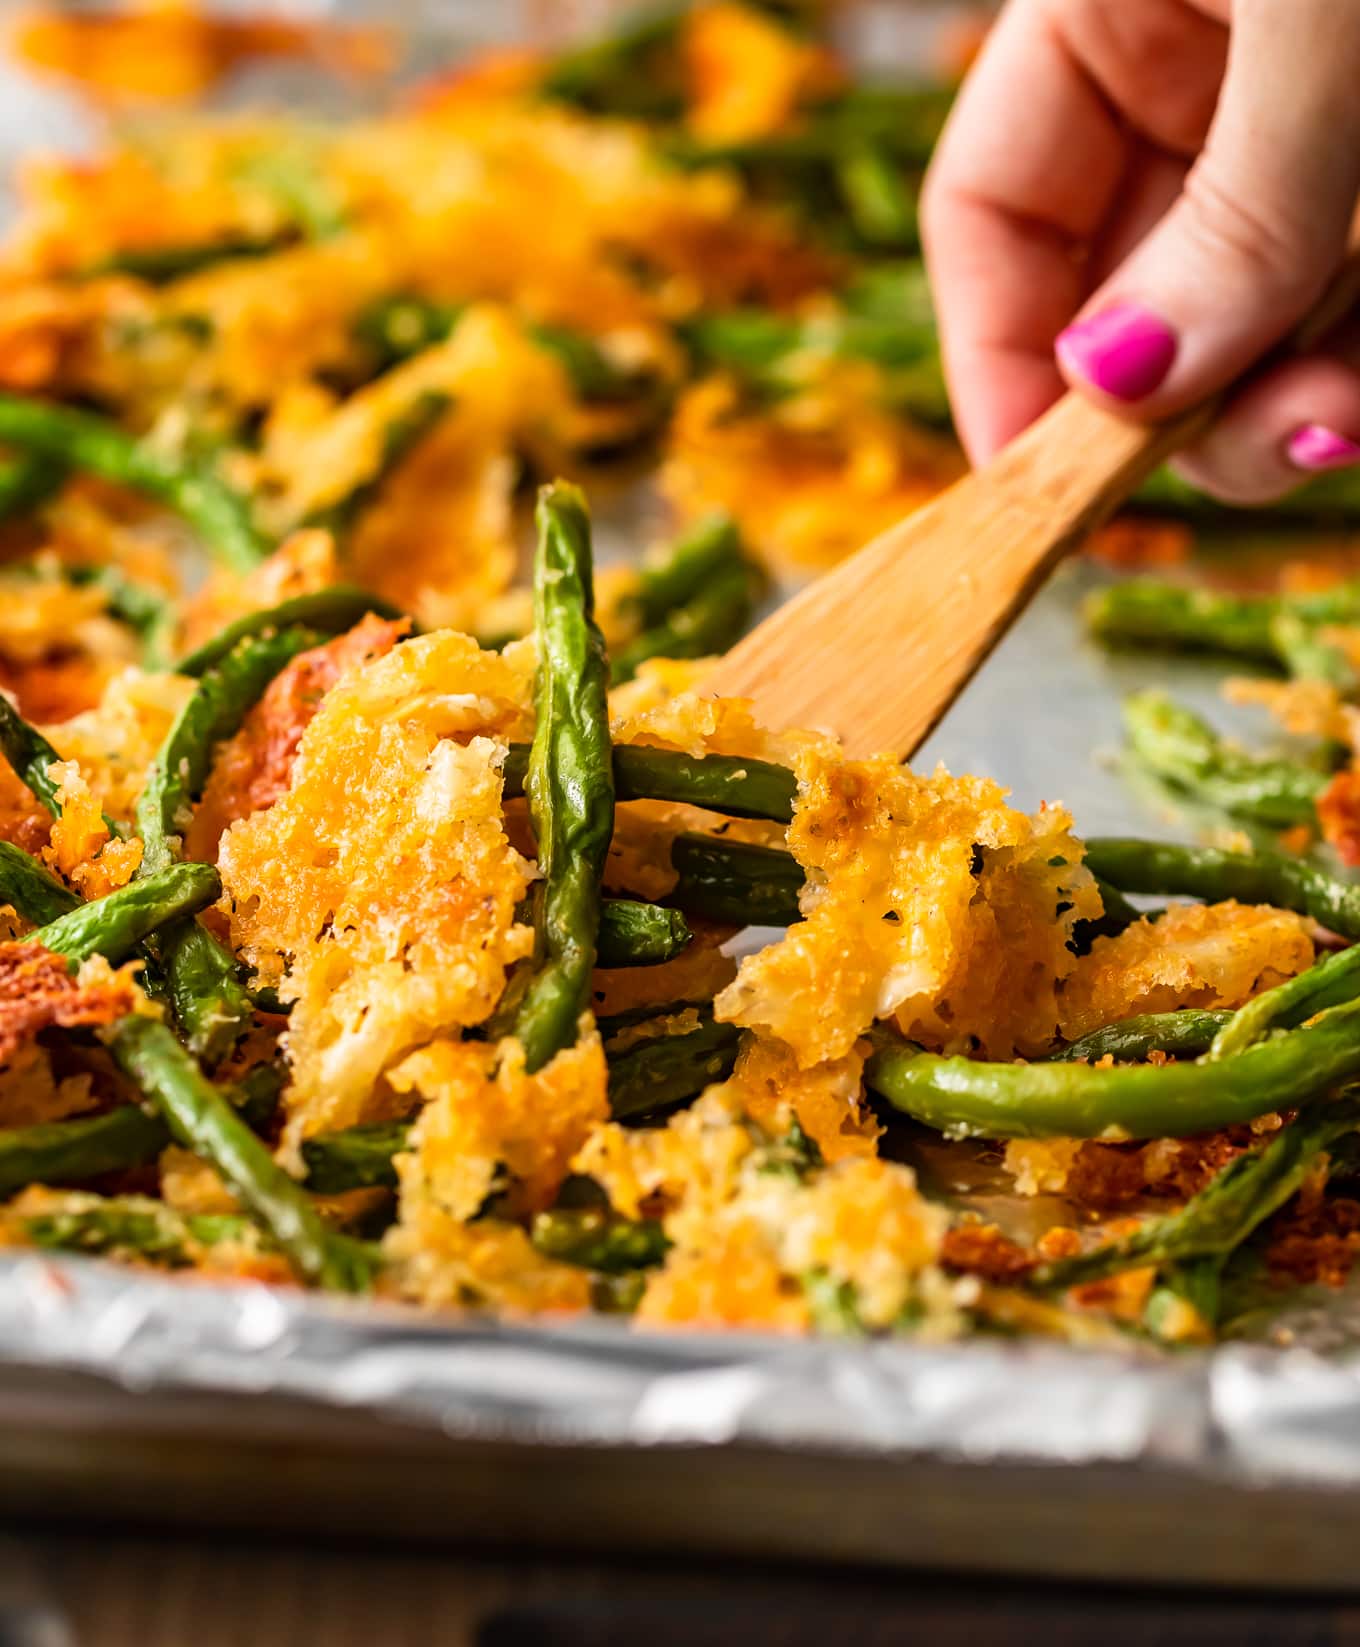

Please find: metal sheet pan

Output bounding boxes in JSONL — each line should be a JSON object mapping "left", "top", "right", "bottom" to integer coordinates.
{"left": 4, "top": 3, "right": 1360, "bottom": 1589}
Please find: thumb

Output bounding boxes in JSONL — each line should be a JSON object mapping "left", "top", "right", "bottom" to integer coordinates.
{"left": 1055, "top": 0, "right": 1360, "bottom": 419}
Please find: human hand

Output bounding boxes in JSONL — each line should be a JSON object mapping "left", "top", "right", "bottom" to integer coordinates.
{"left": 921, "top": 0, "right": 1360, "bottom": 501}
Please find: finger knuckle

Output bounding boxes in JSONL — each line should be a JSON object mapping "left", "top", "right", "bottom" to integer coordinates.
{"left": 1177, "top": 165, "right": 1327, "bottom": 308}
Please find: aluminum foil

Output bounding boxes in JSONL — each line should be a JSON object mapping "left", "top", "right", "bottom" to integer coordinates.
{"left": 6, "top": 1247, "right": 1360, "bottom": 1494}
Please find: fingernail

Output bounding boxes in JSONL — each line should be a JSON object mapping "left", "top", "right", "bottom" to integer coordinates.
{"left": 1286, "top": 424, "right": 1360, "bottom": 473}
{"left": 1055, "top": 303, "right": 1178, "bottom": 402}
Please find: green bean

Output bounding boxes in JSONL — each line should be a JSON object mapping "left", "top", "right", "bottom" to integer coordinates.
{"left": 596, "top": 899, "right": 691, "bottom": 967}
{"left": 0, "top": 1060, "right": 283, "bottom": 1199}
{"left": 9, "top": 1192, "right": 236, "bottom": 1266}
{"left": 35, "top": 861, "right": 219, "bottom": 965}
{"left": 502, "top": 742, "right": 797, "bottom": 823}
{"left": 833, "top": 142, "right": 918, "bottom": 248}
{"left": 137, "top": 626, "right": 322, "bottom": 1058}
{"left": 1050, "top": 1009, "right": 1233, "bottom": 1065}
{"left": 610, "top": 560, "right": 762, "bottom": 684}
{"left": 176, "top": 586, "right": 406, "bottom": 677}
{"left": 69, "top": 564, "right": 177, "bottom": 667}
{"left": 300, "top": 1119, "right": 407, "bottom": 1196}
{"left": 1085, "top": 582, "right": 1278, "bottom": 662}
{"left": 1268, "top": 609, "right": 1357, "bottom": 690}
{"left": 0, "top": 1109, "right": 166, "bottom": 1200}
{"left": 0, "top": 693, "right": 67, "bottom": 816}
{"left": 864, "top": 1000, "right": 1360, "bottom": 1141}
{"left": 106, "top": 1014, "right": 368, "bottom": 1290}
{"left": 514, "top": 483, "right": 615, "bottom": 1073}
{"left": 530, "top": 1206, "right": 669, "bottom": 1272}
{"left": 1134, "top": 464, "right": 1360, "bottom": 524}
{"left": 667, "top": 832, "right": 802, "bottom": 927}
{"left": 0, "top": 451, "right": 65, "bottom": 521}
{"left": 540, "top": 9, "right": 685, "bottom": 120}
{"left": 9, "top": 1191, "right": 378, "bottom": 1273}
{"left": 1088, "top": 578, "right": 1360, "bottom": 688}
{"left": 1085, "top": 837, "right": 1360, "bottom": 939}
{"left": 1122, "top": 691, "right": 1326, "bottom": 827}
{"left": 2, "top": 867, "right": 331, "bottom": 1286}
{"left": 0, "top": 841, "right": 78, "bottom": 925}
{"left": 532, "top": 325, "right": 657, "bottom": 404}
{"left": 1210, "top": 942, "right": 1360, "bottom": 1060}
{"left": 3, "top": 558, "right": 178, "bottom": 667}
{"left": 0, "top": 397, "right": 267, "bottom": 574}
{"left": 79, "top": 234, "right": 293, "bottom": 284}
{"left": 352, "top": 295, "right": 465, "bottom": 372}
{"left": 1033, "top": 1099, "right": 1360, "bottom": 1292}
{"left": 607, "top": 1013, "right": 742, "bottom": 1121}
{"left": 622, "top": 515, "right": 745, "bottom": 630}
{"left": 138, "top": 629, "right": 321, "bottom": 875}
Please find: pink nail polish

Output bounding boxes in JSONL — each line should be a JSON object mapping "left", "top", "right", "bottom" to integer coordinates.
{"left": 1055, "top": 303, "right": 1178, "bottom": 402}
{"left": 1286, "top": 424, "right": 1360, "bottom": 472}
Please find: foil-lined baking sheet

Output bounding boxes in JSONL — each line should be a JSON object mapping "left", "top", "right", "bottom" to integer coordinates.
{"left": 4, "top": 2, "right": 1360, "bottom": 1580}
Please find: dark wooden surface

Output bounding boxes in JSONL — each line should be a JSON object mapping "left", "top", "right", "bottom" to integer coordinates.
{"left": 3, "top": 1527, "right": 1360, "bottom": 1647}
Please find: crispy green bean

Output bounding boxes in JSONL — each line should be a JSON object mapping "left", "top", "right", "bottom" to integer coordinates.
{"left": 1033, "top": 1100, "right": 1360, "bottom": 1292}
{"left": 106, "top": 1014, "right": 368, "bottom": 1290}
{"left": 0, "top": 694, "right": 67, "bottom": 816}
{"left": 514, "top": 483, "right": 615, "bottom": 1073}
{"left": 833, "top": 141, "right": 918, "bottom": 248}
{"left": 139, "top": 627, "right": 323, "bottom": 877}
{"left": 300, "top": 1119, "right": 407, "bottom": 1196}
{"left": 1085, "top": 837, "right": 1360, "bottom": 939}
{"left": 596, "top": 899, "right": 691, "bottom": 967}
{"left": 621, "top": 514, "right": 746, "bottom": 630}
{"left": 9, "top": 1192, "right": 237, "bottom": 1266}
{"left": 0, "top": 841, "right": 78, "bottom": 926}
{"left": 9, "top": 1191, "right": 378, "bottom": 1273}
{"left": 137, "top": 626, "right": 322, "bottom": 1058}
{"left": 1209, "top": 942, "right": 1360, "bottom": 1060}
{"left": 607, "top": 1013, "right": 742, "bottom": 1121}
{"left": 502, "top": 742, "right": 797, "bottom": 823}
{"left": 667, "top": 832, "right": 802, "bottom": 927}
{"left": 0, "top": 1060, "right": 283, "bottom": 1199}
{"left": 0, "top": 451, "right": 65, "bottom": 521}
{"left": 176, "top": 586, "right": 406, "bottom": 677}
{"left": 1049, "top": 1010, "right": 1233, "bottom": 1065}
{"left": 1085, "top": 582, "right": 1279, "bottom": 662}
{"left": 80, "top": 234, "right": 293, "bottom": 284}
{"left": 611, "top": 560, "right": 762, "bottom": 684}
{"left": 0, "top": 396, "right": 267, "bottom": 574}
{"left": 36, "top": 862, "right": 219, "bottom": 965}
{"left": 530, "top": 1206, "right": 669, "bottom": 1272}
{"left": 352, "top": 295, "right": 465, "bottom": 372}
{"left": 1122, "top": 691, "right": 1326, "bottom": 827}
{"left": 864, "top": 1001, "right": 1360, "bottom": 1141}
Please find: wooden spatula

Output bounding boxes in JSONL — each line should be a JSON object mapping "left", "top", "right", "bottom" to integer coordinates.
{"left": 704, "top": 259, "right": 1360, "bottom": 762}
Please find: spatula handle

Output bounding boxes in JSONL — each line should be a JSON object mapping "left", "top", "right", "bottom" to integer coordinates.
{"left": 982, "top": 244, "right": 1360, "bottom": 547}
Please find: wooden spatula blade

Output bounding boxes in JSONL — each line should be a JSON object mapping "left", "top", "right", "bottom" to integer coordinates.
{"left": 705, "top": 393, "right": 1196, "bottom": 760}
